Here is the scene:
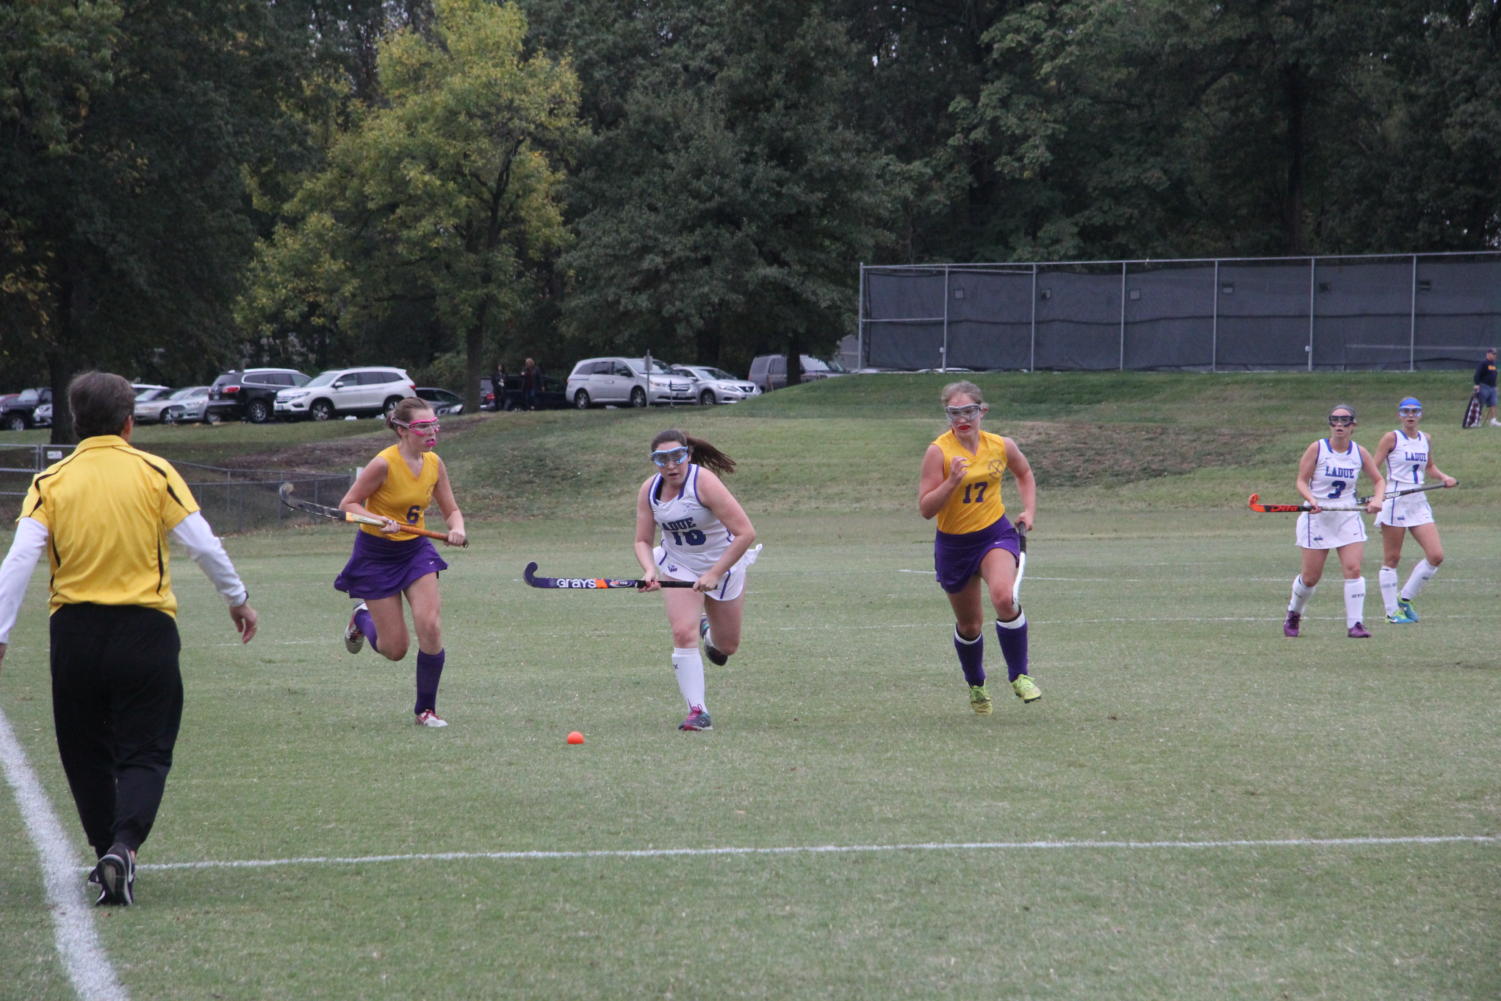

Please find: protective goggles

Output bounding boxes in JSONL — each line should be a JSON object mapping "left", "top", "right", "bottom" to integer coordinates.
{"left": 944, "top": 404, "right": 985, "bottom": 422}
{"left": 1327, "top": 414, "right": 1355, "bottom": 426}
{"left": 395, "top": 419, "right": 441, "bottom": 434}
{"left": 650, "top": 445, "right": 691, "bottom": 468}
{"left": 1398, "top": 406, "right": 1422, "bottom": 417}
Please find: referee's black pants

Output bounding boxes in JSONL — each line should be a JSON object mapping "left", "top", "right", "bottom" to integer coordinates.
{"left": 50, "top": 604, "right": 183, "bottom": 858}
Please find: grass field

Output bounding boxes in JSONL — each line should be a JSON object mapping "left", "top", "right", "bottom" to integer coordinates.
{"left": 1, "top": 373, "right": 1498, "bottom": 1000}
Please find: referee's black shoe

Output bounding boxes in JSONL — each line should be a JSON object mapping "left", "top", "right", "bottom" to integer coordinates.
{"left": 90, "top": 843, "right": 135, "bottom": 906}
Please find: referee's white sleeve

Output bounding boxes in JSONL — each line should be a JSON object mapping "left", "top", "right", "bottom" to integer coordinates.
{"left": 0, "top": 517, "right": 48, "bottom": 644}
{"left": 172, "top": 512, "right": 249, "bottom": 607}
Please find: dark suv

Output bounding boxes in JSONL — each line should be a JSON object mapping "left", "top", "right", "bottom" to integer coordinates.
{"left": 0, "top": 387, "right": 52, "bottom": 431}
{"left": 205, "top": 368, "right": 310, "bottom": 423}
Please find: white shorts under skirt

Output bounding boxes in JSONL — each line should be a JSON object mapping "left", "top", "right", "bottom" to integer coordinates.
{"left": 1294, "top": 509, "right": 1367, "bottom": 550}
{"left": 653, "top": 543, "right": 762, "bottom": 602}
{"left": 1374, "top": 492, "right": 1435, "bottom": 529}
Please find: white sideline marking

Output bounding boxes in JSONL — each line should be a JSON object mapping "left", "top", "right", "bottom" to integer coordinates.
{"left": 135, "top": 834, "right": 1497, "bottom": 872}
{"left": 0, "top": 709, "right": 129, "bottom": 1001}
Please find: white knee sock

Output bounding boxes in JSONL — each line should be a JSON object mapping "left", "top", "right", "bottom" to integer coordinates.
{"left": 1289, "top": 575, "right": 1316, "bottom": 614}
{"left": 1402, "top": 559, "right": 1437, "bottom": 601}
{"left": 1378, "top": 566, "right": 1400, "bottom": 615}
{"left": 671, "top": 647, "right": 706, "bottom": 711}
{"left": 1343, "top": 577, "right": 1366, "bottom": 629}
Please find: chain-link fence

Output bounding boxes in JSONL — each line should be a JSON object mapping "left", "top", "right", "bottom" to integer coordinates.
{"left": 859, "top": 251, "right": 1501, "bottom": 372}
{"left": 0, "top": 444, "right": 352, "bottom": 534}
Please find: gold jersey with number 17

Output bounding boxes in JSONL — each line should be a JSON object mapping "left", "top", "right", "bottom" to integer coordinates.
{"left": 932, "top": 429, "right": 1009, "bottom": 535}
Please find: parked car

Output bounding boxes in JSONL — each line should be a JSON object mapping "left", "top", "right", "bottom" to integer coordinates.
{"left": 274, "top": 366, "right": 415, "bottom": 421}
{"left": 670, "top": 364, "right": 762, "bottom": 405}
{"left": 415, "top": 386, "right": 464, "bottom": 416}
{"left": 206, "top": 368, "right": 310, "bottom": 424}
{"left": 133, "top": 383, "right": 171, "bottom": 399}
{"left": 482, "top": 373, "right": 569, "bottom": 411}
{"left": 747, "top": 354, "right": 849, "bottom": 393}
{"left": 33, "top": 401, "right": 53, "bottom": 427}
{"left": 564, "top": 357, "right": 696, "bottom": 409}
{"left": 135, "top": 385, "right": 211, "bottom": 424}
{"left": 0, "top": 387, "right": 52, "bottom": 431}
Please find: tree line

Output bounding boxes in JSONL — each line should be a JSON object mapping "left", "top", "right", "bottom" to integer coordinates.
{"left": 4, "top": 0, "right": 1498, "bottom": 435}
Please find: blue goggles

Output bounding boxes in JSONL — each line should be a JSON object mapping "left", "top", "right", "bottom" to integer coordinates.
{"left": 650, "top": 446, "right": 691, "bottom": 468}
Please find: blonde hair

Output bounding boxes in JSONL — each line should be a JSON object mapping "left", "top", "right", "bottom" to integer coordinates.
{"left": 386, "top": 397, "right": 435, "bottom": 432}
{"left": 941, "top": 380, "right": 984, "bottom": 406}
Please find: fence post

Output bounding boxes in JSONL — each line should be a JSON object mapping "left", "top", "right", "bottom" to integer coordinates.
{"left": 1119, "top": 261, "right": 1127, "bottom": 370}
{"left": 941, "top": 264, "right": 950, "bottom": 371}
{"left": 1029, "top": 264, "right": 1038, "bottom": 372}
{"left": 1307, "top": 257, "right": 1316, "bottom": 372}
{"left": 1408, "top": 255, "right": 1417, "bottom": 372}
{"left": 857, "top": 263, "right": 865, "bottom": 370}
{"left": 1211, "top": 259, "right": 1220, "bottom": 372}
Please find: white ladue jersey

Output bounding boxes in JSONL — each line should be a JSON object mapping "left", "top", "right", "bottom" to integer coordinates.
{"left": 649, "top": 464, "right": 732, "bottom": 575}
{"left": 1384, "top": 428, "right": 1428, "bottom": 488}
{"left": 1310, "top": 438, "right": 1364, "bottom": 504}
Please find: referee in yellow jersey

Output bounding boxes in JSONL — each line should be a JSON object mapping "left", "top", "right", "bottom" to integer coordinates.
{"left": 0, "top": 372, "right": 258, "bottom": 906}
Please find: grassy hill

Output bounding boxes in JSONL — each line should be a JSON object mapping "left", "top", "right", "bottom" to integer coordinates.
{"left": 105, "top": 369, "right": 1498, "bottom": 522}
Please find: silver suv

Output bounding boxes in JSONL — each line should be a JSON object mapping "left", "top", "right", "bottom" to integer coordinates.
{"left": 275, "top": 366, "right": 416, "bottom": 421}
{"left": 565, "top": 357, "right": 695, "bottom": 409}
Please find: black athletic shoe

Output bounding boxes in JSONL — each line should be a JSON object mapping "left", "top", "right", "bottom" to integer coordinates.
{"left": 699, "top": 613, "right": 729, "bottom": 666}
{"left": 92, "top": 844, "right": 135, "bottom": 906}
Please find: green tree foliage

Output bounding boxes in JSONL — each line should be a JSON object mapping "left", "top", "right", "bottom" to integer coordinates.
{"left": 532, "top": 0, "right": 899, "bottom": 375}
{"left": 942, "top": 0, "right": 1501, "bottom": 261}
{"left": 1, "top": 0, "right": 313, "bottom": 439}
{"left": 241, "top": 0, "right": 581, "bottom": 411}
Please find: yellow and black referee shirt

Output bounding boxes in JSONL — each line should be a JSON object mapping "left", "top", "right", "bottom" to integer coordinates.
{"left": 20, "top": 435, "right": 200, "bottom": 616}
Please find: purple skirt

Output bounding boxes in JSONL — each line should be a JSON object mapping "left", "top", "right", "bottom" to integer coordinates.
{"left": 334, "top": 530, "right": 448, "bottom": 600}
{"left": 934, "top": 516, "right": 1021, "bottom": 594}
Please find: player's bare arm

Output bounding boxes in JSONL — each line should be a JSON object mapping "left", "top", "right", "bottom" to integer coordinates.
{"left": 339, "top": 457, "right": 400, "bottom": 532}
{"left": 1003, "top": 437, "right": 1037, "bottom": 531}
{"left": 918, "top": 445, "right": 964, "bottom": 519}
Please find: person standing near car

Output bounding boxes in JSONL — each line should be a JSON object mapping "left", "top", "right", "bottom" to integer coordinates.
{"left": 521, "top": 358, "right": 542, "bottom": 410}
{"left": 0, "top": 371, "right": 258, "bottom": 906}
{"left": 490, "top": 360, "right": 506, "bottom": 412}
{"left": 1472, "top": 346, "right": 1499, "bottom": 427}
{"left": 337, "top": 398, "right": 466, "bottom": 727}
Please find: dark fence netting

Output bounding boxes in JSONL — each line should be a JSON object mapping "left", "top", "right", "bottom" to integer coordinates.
{"left": 859, "top": 252, "right": 1501, "bottom": 372}
{"left": 0, "top": 445, "right": 352, "bottom": 535}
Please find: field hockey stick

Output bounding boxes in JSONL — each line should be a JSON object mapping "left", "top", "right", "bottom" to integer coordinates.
{"left": 1246, "top": 494, "right": 1364, "bottom": 513}
{"left": 1248, "top": 482, "right": 1454, "bottom": 514}
{"left": 1012, "top": 524, "right": 1027, "bottom": 605}
{"left": 522, "top": 561, "right": 694, "bottom": 589}
{"left": 1383, "top": 482, "right": 1455, "bottom": 498}
{"left": 277, "top": 482, "right": 459, "bottom": 543}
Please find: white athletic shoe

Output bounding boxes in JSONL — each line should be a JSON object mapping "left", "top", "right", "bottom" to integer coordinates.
{"left": 414, "top": 709, "right": 448, "bottom": 728}
{"left": 1490, "top": 418, "right": 1501, "bottom": 427}
{"left": 344, "top": 602, "right": 367, "bottom": 654}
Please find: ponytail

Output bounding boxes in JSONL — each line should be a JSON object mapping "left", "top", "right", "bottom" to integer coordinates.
{"left": 651, "top": 428, "right": 736, "bottom": 475}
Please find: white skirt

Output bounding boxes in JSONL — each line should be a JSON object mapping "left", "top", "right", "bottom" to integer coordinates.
{"left": 1294, "top": 509, "right": 1367, "bottom": 550}
{"left": 1374, "top": 492, "right": 1435, "bottom": 528}
{"left": 653, "top": 543, "right": 762, "bottom": 601}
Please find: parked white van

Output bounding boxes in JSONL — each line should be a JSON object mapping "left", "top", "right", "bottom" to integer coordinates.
{"left": 565, "top": 357, "right": 696, "bottom": 408}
